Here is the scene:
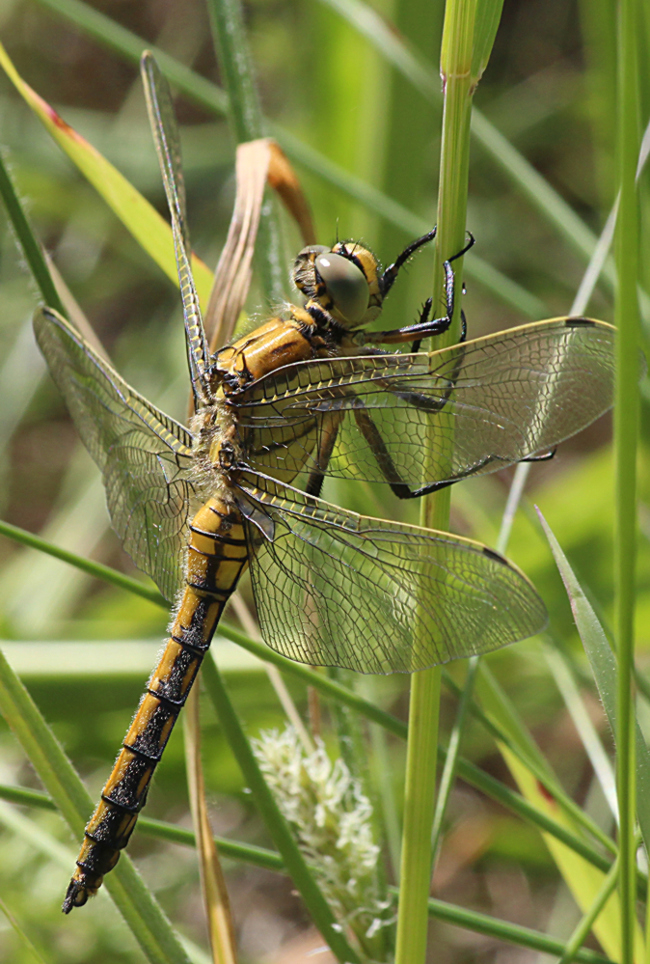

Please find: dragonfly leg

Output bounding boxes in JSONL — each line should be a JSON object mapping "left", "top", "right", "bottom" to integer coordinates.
{"left": 409, "top": 248, "right": 470, "bottom": 352}
{"left": 352, "top": 407, "right": 417, "bottom": 499}
{"left": 365, "top": 236, "right": 473, "bottom": 350}
{"left": 410, "top": 301, "right": 467, "bottom": 354}
{"left": 520, "top": 447, "right": 556, "bottom": 463}
{"left": 379, "top": 226, "right": 438, "bottom": 298}
{"left": 305, "top": 412, "right": 344, "bottom": 498}
{"left": 396, "top": 454, "right": 500, "bottom": 498}
{"left": 353, "top": 402, "right": 541, "bottom": 499}
{"left": 352, "top": 406, "right": 502, "bottom": 498}
{"left": 379, "top": 227, "right": 475, "bottom": 302}
{"left": 390, "top": 447, "right": 556, "bottom": 499}
{"left": 382, "top": 322, "right": 469, "bottom": 415}
{"left": 363, "top": 266, "right": 458, "bottom": 348}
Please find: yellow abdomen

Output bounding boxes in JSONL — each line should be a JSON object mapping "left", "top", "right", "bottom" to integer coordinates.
{"left": 63, "top": 496, "right": 248, "bottom": 912}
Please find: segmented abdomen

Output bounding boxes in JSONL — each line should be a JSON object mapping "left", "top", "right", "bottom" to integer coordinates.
{"left": 63, "top": 496, "right": 247, "bottom": 913}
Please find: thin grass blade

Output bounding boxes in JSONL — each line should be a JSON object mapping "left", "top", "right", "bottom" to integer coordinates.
{"left": 0, "top": 151, "right": 65, "bottom": 315}
{"left": 539, "top": 511, "right": 650, "bottom": 853}
{"left": 0, "top": 648, "right": 192, "bottom": 964}
{"left": 201, "top": 656, "right": 361, "bottom": 964}
{"left": 184, "top": 689, "right": 238, "bottom": 964}
{"left": 205, "top": 0, "right": 282, "bottom": 303}
{"left": 0, "top": 40, "right": 213, "bottom": 304}
{"left": 475, "top": 661, "right": 644, "bottom": 960}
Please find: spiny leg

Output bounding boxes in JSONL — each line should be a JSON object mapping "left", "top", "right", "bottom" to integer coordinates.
{"left": 304, "top": 411, "right": 345, "bottom": 499}
{"left": 379, "top": 226, "right": 438, "bottom": 298}
{"left": 351, "top": 386, "right": 552, "bottom": 499}
{"left": 352, "top": 407, "right": 413, "bottom": 499}
{"left": 367, "top": 234, "right": 474, "bottom": 350}
{"left": 410, "top": 236, "right": 473, "bottom": 351}
{"left": 351, "top": 404, "right": 484, "bottom": 500}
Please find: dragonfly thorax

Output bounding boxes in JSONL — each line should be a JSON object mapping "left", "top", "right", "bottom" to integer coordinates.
{"left": 214, "top": 314, "right": 329, "bottom": 387}
{"left": 188, "top": 393, "right": 243, "bottom": 498}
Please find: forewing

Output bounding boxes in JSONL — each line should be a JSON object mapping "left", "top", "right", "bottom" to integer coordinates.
{"left": 34, "top": 307, "right": 195, "bottom": 601}
{"left": 233, "top": 319, "right": 616, "bottom": 489}
{"left": 141, "top": 53, "right": 211, "bottom": 402}
{"left": 237, "top": 478, "right": 547, "bottom": 674}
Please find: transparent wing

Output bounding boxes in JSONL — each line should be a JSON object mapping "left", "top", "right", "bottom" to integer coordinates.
{"left": 141, "top": 52, "right": 211, "bottom": 403}
{"left": 237, "top": 477, "right": 547, "bottom": 674}
{"left": 233, "top": 319, "right": 616, "bottom": 489}
{"left": 34, "top": 307, "right": 196, "bottom": 601}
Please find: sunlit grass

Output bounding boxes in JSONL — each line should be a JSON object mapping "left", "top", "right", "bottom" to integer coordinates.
{"left": 0, "top": 0, "right": 647, "bottom": 963}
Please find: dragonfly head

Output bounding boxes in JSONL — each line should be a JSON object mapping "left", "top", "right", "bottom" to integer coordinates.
{"left": 293, "top": 242, "right": 384, "bottom": 330}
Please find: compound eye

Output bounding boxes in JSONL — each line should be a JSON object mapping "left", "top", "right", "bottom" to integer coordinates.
{"left": 315, "top": 252, "right": 369, "bottom": 323}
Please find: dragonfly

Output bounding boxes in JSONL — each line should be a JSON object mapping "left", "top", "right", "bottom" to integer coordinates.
{"left": 34, "top": 54, "right": 616, "bottom": 913}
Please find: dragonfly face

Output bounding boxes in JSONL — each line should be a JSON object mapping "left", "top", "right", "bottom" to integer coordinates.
{"left": 292, "top": 227, "right": 459, "bottom": 336}
{"left": 293, "top": 241, "right": 386, "bottom": 328}
{"left": 35, "top": 53, "right": 618, "bottom": 912}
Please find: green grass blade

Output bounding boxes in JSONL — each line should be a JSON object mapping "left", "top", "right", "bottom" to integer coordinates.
{"left": 545, "top": 646, "right": 618, "bottom": 820}
{"left": 476, "top": 653, "right": 644, "bottom": 959}
{"left": 539, "top": 512, "right": 650, "bottom": 855}
{"left": 472, "top": 0, "right": 505, "bottom": 79}
{"left": 0, "top": 518, "right": 165, "bottom": 607}
{"left": 577, "top": 0, "right": 617, "bottom": 213}
{"left": 200, "top": 656, "right": 361, "bottom": 964}
{"left": 614, "top": 0, "right": 642, "bottom": 960}
{"left": 318, "top": 0, "right": 613, "bottom": 288}
{"left": 558, "top": 858, "right": 620, "bottom": 964}
{"left": 0, "top": 648, "right": 192, "bottom": 964}
{"left": 319, "top": 0, "right": 436, "bottom": 92}
{"left": 205, "top": 0, "right": 283, "bottom": 303}
{"left": 0, "top": 781, "right": 615, "bottom": 964}
{"left": 430, "top": 658, "right": 478, "bottom": 866}
{"left": 34, "top": 0, "right": 228, "bottom": 112}
{"left": 421, "top": 894, "right": 615, "bottom": 964}
{"left": 443, "top": 668, "right": 617, "bottom": 857}
{"left": 395, "top": 2, "right": 478, "bottom": 960}
{"left": 0, "top": 631, "right": 618, "bottom": 880}
{"left": 0, "top": 892, "right": 49, "bottom": 964}
{"left": 2, "top": 521, "right": 619, "bottom": 881}
{"left": 0, "top": 40, "right": 214, "bottom": 304}
{"left": 29, "top": 0, "right": 546, "bottom": 318}
{"left": 0, "top": 797, "right": 71, "bottom": 870}
{"left": 205, "top": 0, "right": 263, "bottom": 142}
{"left": 222, "top": 626, "right": 616, "bottom": 875}
{"left": 0, "top": 783, "right": 286, "bottom": 873}
{"left": 0, "top": 151, "right": 65, "bottom": 315}
{"left": 32, "top": 0, "right": 633, "bottom": 314}
{"left": 431, "top": 455, "right": 530, "bottom": 872}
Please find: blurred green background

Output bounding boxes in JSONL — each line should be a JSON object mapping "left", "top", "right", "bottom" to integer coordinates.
{"left": 0, "top": 0, "right": 648, "bottom": 961}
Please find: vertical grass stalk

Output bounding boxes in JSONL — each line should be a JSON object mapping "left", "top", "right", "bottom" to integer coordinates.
{"left": 394, "top": 2, "right": 479, "bottom": 962}
{"left": 614, "top": 1, "right": 641, "bottom": 961}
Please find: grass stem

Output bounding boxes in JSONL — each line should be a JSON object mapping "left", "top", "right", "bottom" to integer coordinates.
{"left": 394, "top": 2, "right": 478, "bottom": 960}
{"left": 614, "top": 0, "right": 641, "bottom": 961}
